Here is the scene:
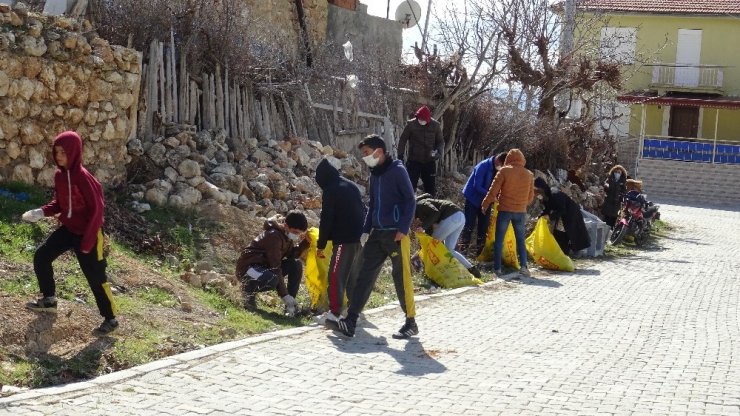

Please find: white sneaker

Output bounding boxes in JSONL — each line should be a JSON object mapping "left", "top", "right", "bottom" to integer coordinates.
{"left": 519, "top": 267, "right": 531, "bottom": 278}
{"left": 315, "top": 311, "right": 340, "bottom": 326}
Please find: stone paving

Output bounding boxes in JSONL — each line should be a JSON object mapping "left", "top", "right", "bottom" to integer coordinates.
{"left": 1, "top": 204, "right": 739, "bottom": 415}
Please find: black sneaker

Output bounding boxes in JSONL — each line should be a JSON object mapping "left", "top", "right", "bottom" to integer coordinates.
{"left": 26, "top": 296, "right": 58, "bottom": 313}
{"left": 392, "top": 318, "right": 419, "bottom": 339}
{"left": 244, "top": 293, "right": 257, "bottom": 311}
{"left": 326, "top": 317, "right": 355, "bottom": 337}
{"left": 467, "top": 266, "right": 482, "bottom": 278}
{"left": 93, "top": 318, "right": 119, "bottom": 336}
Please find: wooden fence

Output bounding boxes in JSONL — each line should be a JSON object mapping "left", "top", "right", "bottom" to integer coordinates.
{"left": 137, "top": 36, "right": 397, "bottom": 154}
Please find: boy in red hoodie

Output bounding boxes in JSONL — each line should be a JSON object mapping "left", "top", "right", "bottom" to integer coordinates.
{"left": 22, "top": 131, "right": 119, "bottom": 335}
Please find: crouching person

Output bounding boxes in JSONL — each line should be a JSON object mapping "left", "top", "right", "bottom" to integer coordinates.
{"left": 235, "top": 211, "right": 310, "bottom": 316}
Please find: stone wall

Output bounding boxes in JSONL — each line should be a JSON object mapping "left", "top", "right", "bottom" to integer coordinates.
{"left": 636, "top": 159, "right": 740, "bottom": 207}
{"left": 326, "top": 3, "right": 402, "bottom": 58}
{"left": 243, "top": 0, "right": 327, "bottom": 57}
{"left": 0, "top": 2, "right": 141, "bottom": 187}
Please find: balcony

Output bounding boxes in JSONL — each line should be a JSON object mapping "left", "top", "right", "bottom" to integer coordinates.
{"left": 650, "top": 64, "right": 724, "bottom": 92}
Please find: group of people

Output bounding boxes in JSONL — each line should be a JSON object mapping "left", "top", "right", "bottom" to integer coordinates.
{"left": 18, "top": 109, "right": 628, "bottom": 340}
{"left": 234, "top": 105, "right": 602, "bottom": 340}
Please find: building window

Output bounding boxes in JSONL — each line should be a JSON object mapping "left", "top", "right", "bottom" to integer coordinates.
{"left": 600, "top": 27, "right": 636, "bottom": 64}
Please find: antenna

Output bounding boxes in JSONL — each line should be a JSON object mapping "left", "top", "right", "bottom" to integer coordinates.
{"left": 394, "top": 0, "right": 422, "bottom": 29}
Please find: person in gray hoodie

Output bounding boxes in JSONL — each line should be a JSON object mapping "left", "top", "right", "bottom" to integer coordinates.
{"left": 314, "top": 158, "right": 365, "bottom": 322}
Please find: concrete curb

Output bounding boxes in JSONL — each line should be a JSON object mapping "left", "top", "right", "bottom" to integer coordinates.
{"left": 0, "top": 277, "right": 509, "bottom": 405}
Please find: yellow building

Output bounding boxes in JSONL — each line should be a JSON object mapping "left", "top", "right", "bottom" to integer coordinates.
{"left": 581, "top": 0, "right": 740, "bottom": 207}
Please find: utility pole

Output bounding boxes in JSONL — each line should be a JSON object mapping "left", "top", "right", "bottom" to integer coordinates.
{"left": 558, "top": 0, "right": 577, "bottom": 119}
{"left": 561, "top": 0, "right": 576, "bottom": 59}
{"left": 420, "top": 0, "right": 433, "bottom": 54}
{"left": 387, "top": 0, "right": 391, "bottom": 19}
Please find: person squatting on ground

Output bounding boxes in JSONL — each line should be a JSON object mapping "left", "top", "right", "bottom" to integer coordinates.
{"left": 397, "top": 105, "right": 445, "bottom": 197}
{"left": 314, "top": 158, "right": 366, "bottom": 322}
{"left": 533, "top": 178, "right": 591, "bottom": 255}
{"left": 22, "top": 131, "right": 119, "bottom": 335}
{"left": 326, "top": 135, "right": 418, "bottom": 339}
{"left": 414, "top": 193, "right": 481, "bottom": 278}
{"left": 601, "top": 165, "right": 627, "bottom": 228}
{"left": 481, "top": 149, "right": 534, "bottom": 278}
{"left": 235, "top": 211, "right": 310, "bottom": 317}
{"left": 460, "top": 152, "right": 507, "bottom": 255}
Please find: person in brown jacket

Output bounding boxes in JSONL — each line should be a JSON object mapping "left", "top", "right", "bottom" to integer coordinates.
{"left": 481, "top": 149, "right": 535, "bottom": 277}
{"left": 235, "top": 211, "right": 310, "bottom": 316}
{"left": 397, "top": 105, "right": 445, "bottom": 196}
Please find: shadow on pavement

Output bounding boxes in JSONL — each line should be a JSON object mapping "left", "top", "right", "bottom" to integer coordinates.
{"left": 518, "top": 277, "right": 562, "bottom": 288}
{"left": 572, "top": 268, "right": 601, "bottom": 276}
{"left": 327, "top": 331, "right": 447, "bottom": 377}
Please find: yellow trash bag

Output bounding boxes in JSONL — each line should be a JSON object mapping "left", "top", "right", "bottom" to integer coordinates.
{"left": 525, "top": 217, "right": 575, "bottom": 272}
{"left": 417, "top": 232, "right": 484, "bottom": 288}
{"left": 304, "top": 227, "right": 332, "bottom": 310}
{"left": 476, "top": 203, "right": 521, "bottom": 269}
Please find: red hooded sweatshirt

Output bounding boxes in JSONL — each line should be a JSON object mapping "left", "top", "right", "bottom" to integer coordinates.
{"left": 41, "top": 131, "right": 105, "bottom": 253}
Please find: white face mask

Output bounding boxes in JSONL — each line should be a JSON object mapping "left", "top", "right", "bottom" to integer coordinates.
{"left": 418, "top": 120, "right": 428, "bottom": 126}
{"left": 288, "top": 232, "right": 301, "bottom": 243}
{"left": 537, "top": 194, "right": 544, "bottom": 200}
{"left": 613, "top": 172, "right": 621, "bottom": 181}
{"left": 362, "top": 150, "right": 380, "bottom": 167}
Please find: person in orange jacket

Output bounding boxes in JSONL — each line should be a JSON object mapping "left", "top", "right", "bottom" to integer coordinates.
{"left": 480, "top": 149, "right": 534, "bottom": 278}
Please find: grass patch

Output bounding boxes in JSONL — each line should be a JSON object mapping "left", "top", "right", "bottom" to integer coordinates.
{"left": 0, "top": 274, "right": 38, "bottom": 297}
{"left": 133, "top": 287, "right": 179, "bottom": 308}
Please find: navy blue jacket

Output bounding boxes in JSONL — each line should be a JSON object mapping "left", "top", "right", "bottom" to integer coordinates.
{"left": 363, "top": 157, "right": 416, "bottom": 234}
{"left": 463, "top": 157, "right": 496, "bottom": 208}
{"left": 315, "top": 159, "right": 366, "bottom": 249}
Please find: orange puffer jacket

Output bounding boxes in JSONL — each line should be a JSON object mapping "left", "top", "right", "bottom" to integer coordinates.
{"left": 481, "top": 149, "right": 534, "bottom": 213}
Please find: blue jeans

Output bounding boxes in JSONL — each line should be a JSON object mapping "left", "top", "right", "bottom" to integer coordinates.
{"left": 493, "top": 211, "right": 528, "bottom": 271}
{"left": 432, "top": 211, "right": 472, "bottom": 269}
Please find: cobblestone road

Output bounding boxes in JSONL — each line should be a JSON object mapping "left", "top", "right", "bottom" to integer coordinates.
{"left": 1, "top": 204, "right": 739, "bottom": 415}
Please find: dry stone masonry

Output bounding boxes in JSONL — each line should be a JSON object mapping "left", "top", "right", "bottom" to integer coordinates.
{"left": 127, "top": 128, "right": 366, "bottom": 225}
{"left": 0, "top": 2, "right": 141, "bottom": 186}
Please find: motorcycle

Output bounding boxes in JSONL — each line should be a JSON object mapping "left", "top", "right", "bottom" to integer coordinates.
{"left": 609, "top": 190, "right": 660, "bottom": 246}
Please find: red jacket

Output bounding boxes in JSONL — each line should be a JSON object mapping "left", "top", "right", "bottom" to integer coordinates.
{"left": 41, "top": 131, "right": 105, "bottom": 253}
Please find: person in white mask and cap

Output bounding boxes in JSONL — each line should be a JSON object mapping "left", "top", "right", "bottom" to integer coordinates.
{"left": 397, "top": 105, "right": 445, "bottom": 196}
{"left": 326, "top": 134, "right": 418, "bottom": 339}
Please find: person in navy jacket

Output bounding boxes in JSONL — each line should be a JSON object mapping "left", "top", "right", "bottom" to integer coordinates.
{"left": 326, "top": 135, "right": 418, "bottom": 339}
{"left": 460, "top": 152, "right": 506, "bottom": 255}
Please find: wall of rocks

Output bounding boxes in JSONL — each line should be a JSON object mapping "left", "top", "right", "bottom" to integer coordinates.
{"left": 243, "top": 0, "right": 328, "bottom": 57}
{"left": 0, "top": 2, "right": 141, "bottom": 187}
{"left": 127, "top": 128, "right": 366, "bottom": 224}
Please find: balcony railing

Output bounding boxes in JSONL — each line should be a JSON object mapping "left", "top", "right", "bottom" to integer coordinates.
{"left": 641, "top": 136, "right": 740, "bottom": 164}
{"left": 650, "top": 64, "right": 724, "bottom": 91}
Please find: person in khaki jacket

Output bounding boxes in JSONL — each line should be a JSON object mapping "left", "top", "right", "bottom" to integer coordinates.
{"left": 480, "top": 149, "right": 535, "bottom": 278}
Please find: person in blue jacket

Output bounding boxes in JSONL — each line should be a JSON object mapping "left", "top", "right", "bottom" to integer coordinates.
{"left": 460, "top": 152, "right": 507, "bottom": 255}
{"left": 327, "top": 135, "right": 417, "bottom": 339}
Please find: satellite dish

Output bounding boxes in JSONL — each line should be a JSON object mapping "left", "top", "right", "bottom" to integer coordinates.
{"left": 395, "top": 0, "right": 422, "bottom": 29}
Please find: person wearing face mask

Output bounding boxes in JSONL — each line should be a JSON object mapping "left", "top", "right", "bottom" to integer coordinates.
{"left": 534, "top": 177, "right": 591, "bottom": 255}
{"left": 326, "top": 134, "right": 417, "bottom": 339}
{"left": 235, "top": 211, "right": 310, "bottom": 316}
{"left": 397, "top": 105, "right": 445, "bottom": 196}
{"left": 314, "top": 158, "right": 366, "bottom": 323}
{"left": 601, "top": 165, "right": 628, "bottom": 228}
